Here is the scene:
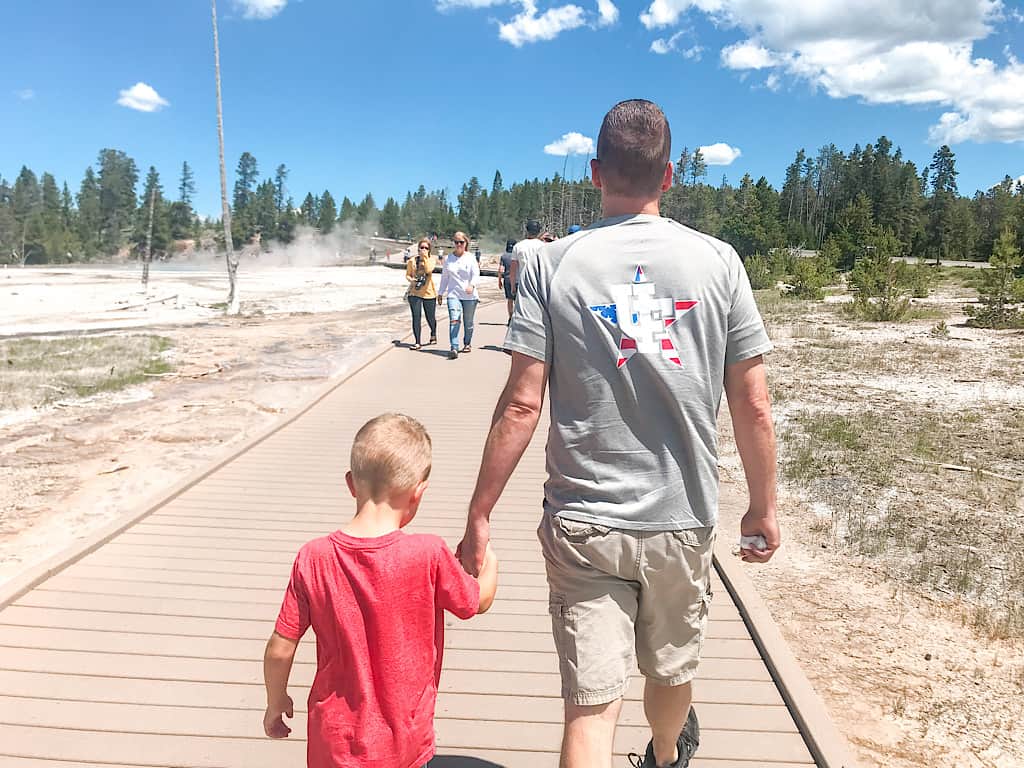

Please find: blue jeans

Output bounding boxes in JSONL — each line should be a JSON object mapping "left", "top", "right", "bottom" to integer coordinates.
{"left": 447, "top": 295, "right": 478, "bottom": 350}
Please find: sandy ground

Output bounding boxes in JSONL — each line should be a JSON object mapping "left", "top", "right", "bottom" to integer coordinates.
{"left": 0, "top": 264, "right": 504, "bottom": 586}
{"left": 716, "top": 290, "right": 1024, "bottom": 768}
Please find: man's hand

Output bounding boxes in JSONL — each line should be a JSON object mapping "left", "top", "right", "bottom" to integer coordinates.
{"left": 263, "top": 694, "right": 294, "bottom": 738}
{"left": 739, "top": 509, "right": 780, "bottom": 563}
{"left": 456, "top": 516, "right": 490, "bottom": 576}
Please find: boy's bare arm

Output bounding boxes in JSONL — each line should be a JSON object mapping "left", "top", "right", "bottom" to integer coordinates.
{"left": 263, "top": 631, "right": 299, "bottom": 738}
{"left": 475, "top": 544, "right": 498, "bottom": 613}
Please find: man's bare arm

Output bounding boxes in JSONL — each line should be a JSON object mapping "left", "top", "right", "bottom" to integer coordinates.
{"left": 724, "top": 355, "right": 780, "bottom": 563}
{"left": 459, "top": 352, "right": 547, "bottom": 574}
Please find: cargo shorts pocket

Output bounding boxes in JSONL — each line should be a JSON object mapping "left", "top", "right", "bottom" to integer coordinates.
{"left": 555, "top": 517, "right": 611, "bottom": 543}
{"left": 548, "top": 594, "right": 578, "bottom": 694}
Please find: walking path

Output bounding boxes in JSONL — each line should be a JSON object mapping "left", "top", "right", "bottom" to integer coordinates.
{"left": 0, "top": 301, "right": 856, "bottom": 767}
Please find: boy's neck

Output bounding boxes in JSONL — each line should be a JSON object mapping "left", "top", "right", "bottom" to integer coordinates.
{"left": 342, "top": 498, "right": 408, "bottom": 538}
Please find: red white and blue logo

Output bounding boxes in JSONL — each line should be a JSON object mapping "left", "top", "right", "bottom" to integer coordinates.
{"left": 589, "top": 265, "right": 698, "bottom": 369}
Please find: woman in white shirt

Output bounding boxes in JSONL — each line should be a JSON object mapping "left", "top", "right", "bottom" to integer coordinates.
{"left": 437, "top": 231, "right": 481, "bottom": 360}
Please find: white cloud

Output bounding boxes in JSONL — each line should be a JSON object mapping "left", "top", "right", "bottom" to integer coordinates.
{"left": 499, "top": 1, "right": 586, "bottom": 46}
{"left": 116, "top": 82, "right": 169, "bottom": 112}
{"left": 698, "top": 142, "right": 742, "bottom": 165}
{"left": 14, "top": 89, "right": 34, "bottom": 101}
{"left": 234, "top": 0, "right": 287, "bottom": 19}
{"left": 544, "top": 131, "right": 595, "bottom": 156}
{"left": 651, "top": 29, "right": 682, "bottom": 53}
{"left": 640, "top": 0, "right": 697, "bottom": 30}
{"left": 650, "top": 29, "right": 703, "bottom": 58}
{"left": 437, "top": 0, "right": 511, "bottom": 9}
{"left": 597, "top": 0, "right": 619, "bottom": 26}
{"left": 721, "top": 40, "right": 776, "bottom": 69}
{"left": 765, "top": 73, "right": 781, "bottom": 91}
{"left": 645, "top": 0, "right": 1023, "bottom": 143}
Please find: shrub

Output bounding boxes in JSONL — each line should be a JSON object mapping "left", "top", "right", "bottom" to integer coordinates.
{"left": 848, "top": 229, "right": 913, "bottom": 321}
{"left": 965, "top": 228, "right": 1024, "bottom": 329}
{"left": 745, "top": 253, "right": 773, "bottom": 290}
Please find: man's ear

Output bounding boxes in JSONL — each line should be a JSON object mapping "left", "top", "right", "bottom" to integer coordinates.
{"left": 660, "top": 162, "right": 673, "bottom": 192}
{"left": 590, "top": 158, "right": 603, "bottom": 190}
{"left": 345, "top": 470, "right": 357, "bottom": 499}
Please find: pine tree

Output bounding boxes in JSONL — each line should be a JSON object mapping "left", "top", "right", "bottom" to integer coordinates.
{"left": 76, "top": 167, "right": 102, "bottom": 258}
{"left": 379, "top": 197, "right": 401, "bottom": 238}
{"left": 179, "top": 161, "right": 196, "bottom": 205}
{"left": 96, "top": 148, "right": 139, "bottom": 254}
{"left": 300, "top": 193, "right": 318, "bottom": 226}
{"left": 232, "top": 152, "right": 259, "bottom": 211}
{"left": 318, "top": 191, "right": 337, "bottom": 233}
{"left": 133, "top": 167, "right": 170, "bottom": 256}
{"left": 273, "top": 164, "right": 288, "bottom": 212}
{"left": 688, "top": 148, "right": 707, "bottom": 186}
{"left": 926, "top": 145, "right": 959, "bottom": 264}
{"left": 967, "top": 227, "right": 1024, "bottom": 328}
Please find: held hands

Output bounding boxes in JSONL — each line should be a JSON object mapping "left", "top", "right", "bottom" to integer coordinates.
{"left": 456, "top": 517, "right": 490, "bottom": 577}
{"left": 739, "top": 508, "right": 780, "bottom": 563}
{"left": 263, "top": 694, "right": 294, "bottom": 739}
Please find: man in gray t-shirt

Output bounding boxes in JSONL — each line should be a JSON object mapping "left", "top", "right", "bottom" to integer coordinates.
{"left": 459, "top": 100, "right": 780, "bottom": 768}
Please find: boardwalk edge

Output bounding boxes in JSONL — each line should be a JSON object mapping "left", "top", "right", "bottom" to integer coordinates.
{"left": 0, "top": 334, "right": 403, "bottom": 611}
{"left": 712, "top": 540, "right": 861, "bottom": 768}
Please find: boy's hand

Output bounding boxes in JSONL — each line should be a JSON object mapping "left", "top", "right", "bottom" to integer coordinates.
{"left": 263, "top": 695, "right": 294, "bottom": 738}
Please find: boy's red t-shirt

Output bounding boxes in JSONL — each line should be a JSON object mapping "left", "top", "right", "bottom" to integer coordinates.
{"left": 274, "top": 530, "right": 480, "bottom": 768}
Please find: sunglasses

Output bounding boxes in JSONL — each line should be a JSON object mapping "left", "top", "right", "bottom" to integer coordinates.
{"left": 453, "top": 239, "right": 467, "bottom": 245}
{"left": 418, "top": 245, "right": 430, "bottom": 250}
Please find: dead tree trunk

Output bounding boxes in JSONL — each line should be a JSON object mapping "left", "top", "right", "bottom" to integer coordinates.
{"left": 142, "top": 183, "right": 155, "bottom": 289}
{"left": 212, "top": 0, "right": 239, "bottom": 314}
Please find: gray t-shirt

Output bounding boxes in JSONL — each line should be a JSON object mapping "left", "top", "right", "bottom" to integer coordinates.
{"left": 505, "top": 214, "right": 772, "bottom": 531}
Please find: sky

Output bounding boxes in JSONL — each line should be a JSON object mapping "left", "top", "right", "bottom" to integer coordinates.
{"left": 2, "top": 0, "right": 1023, "bottom": 219}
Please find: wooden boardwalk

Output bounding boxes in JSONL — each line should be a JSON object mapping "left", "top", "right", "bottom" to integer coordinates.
{"left": 0, "top": 302, "right": 856, "bottom": 768}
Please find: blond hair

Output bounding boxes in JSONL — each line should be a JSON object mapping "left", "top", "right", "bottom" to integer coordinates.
{"left": 350, "top": 413, "right": 432, "bottom": 498}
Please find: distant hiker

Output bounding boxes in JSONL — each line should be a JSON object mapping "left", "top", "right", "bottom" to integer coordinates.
{"left": 499, "top": 239, "right": 517, "bottom": 324}
{"left": 509, "top": 218, "right": 543, "bottom": 290}
{"left": 457, "top": 99, "right": 779, "bottom": 768}
{"left": 405, "top": 238, "right": 438, "bottom": 350}
{"left": 263, "top": 414, "right": 497, "bottom": 768}
{"left": 437, "top": 231, "right": 480, "bottom": 359}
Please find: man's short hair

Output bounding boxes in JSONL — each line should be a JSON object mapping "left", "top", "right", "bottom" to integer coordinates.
{"left": 350, "top": 413, "right": 432, "bottom": 499}
{"left": 596, "top": 99, "right": 672, "bottom": 197}
{"left": 525, "top": 219, "right": 542, "bottom": 235}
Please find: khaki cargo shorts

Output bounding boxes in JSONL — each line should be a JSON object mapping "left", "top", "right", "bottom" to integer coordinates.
{"left": 538, "top": 513, "right": 715, "bottom": 706}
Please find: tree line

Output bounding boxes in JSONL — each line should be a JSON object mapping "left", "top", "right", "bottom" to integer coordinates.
{"left": 2, "top": 136, "right": 1021, "bottom": 265}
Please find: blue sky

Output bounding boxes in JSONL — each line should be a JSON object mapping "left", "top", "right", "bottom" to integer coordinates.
{"left": 3, "top": 0, "right": 1023, "bottom": 219}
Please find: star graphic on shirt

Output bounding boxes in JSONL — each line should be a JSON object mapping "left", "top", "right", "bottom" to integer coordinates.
{"left": 589, "top": 265, "right": 698, "bottom": 369}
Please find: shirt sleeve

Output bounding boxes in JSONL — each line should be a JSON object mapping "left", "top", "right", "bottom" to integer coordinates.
{"left": 404, "top": 259, "right": 416, "bottom": 283}
{"left": 274, "top": 554, "right": 311, "bottom": 641}
{"left": 435, "top": 542, "right": 480, "bottom": 620}
{"left": 470, "top": 258, "right": 481, "bottom": 287}
{"left": 504, "top": 250, "right": 550, "bottom": 362}
{"left": 725, "top": 248, "right": 773, "bottom": 365}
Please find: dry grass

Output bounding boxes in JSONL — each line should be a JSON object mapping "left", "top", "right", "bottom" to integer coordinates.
{"left": 0, "top": 335, "right": 172, "bottom": 411}
{"left": 777, "top": 369, "right": 1024, "bottom": 639}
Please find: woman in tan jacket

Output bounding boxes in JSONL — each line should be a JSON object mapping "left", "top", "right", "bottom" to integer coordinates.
{"left": 405, "top": 237, "right": 438, "bottom": 350}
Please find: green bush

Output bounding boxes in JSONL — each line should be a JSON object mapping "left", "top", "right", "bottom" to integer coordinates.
{"left": 965, "top": 228, "right": 1024, "bottom": 329}
{"left": 745, "top": 253, "right": 773, "bottom": 289}
{"left": 790, "top": 257, "right": 828, "bottom": 300}
{"left": 848, "top": 229, "right": 913, "bottom": 321}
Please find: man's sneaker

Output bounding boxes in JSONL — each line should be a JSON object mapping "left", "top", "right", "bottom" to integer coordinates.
{"left": 448, "top": 349, "right": 458, "bottom": 360}
{"left": 627, "top": 708, "right": 700, "bottom": 768}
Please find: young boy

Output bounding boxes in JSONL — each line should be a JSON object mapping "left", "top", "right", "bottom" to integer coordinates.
{"left": 262, "top": 413, "right": 498, "bottom": 768}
